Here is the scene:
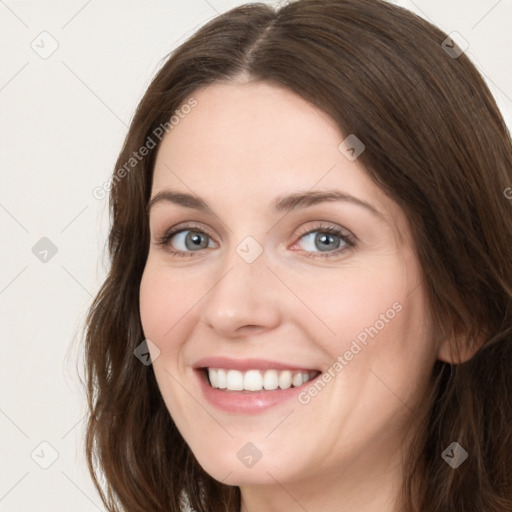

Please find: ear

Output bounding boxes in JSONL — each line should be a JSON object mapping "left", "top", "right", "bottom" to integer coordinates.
{"left": 437, "top": 328, "right": 486, "bottom": 364}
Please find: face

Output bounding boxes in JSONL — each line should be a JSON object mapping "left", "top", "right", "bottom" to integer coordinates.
{"left": 139, "top": 80, "right": 438, "bottom": 489}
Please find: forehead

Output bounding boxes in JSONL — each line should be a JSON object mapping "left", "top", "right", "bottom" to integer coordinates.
{"left": 156, "top": 81, "right": 342, "bottom": 173}
{"left": 154, "top": 82, "right": 370, "bottom": 195}
{"left": 150, "top": 81, "right": 405, "bottom": 242}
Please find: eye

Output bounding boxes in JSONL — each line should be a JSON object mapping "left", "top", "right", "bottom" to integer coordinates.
{"left": 291, "top": 225, "right": 355, "bottom": 259}
{"left": 155, "top": 224, "right": 217, "bottom": 257}
{"left": 154, "top": 222, "right": 356, "bottom": 259}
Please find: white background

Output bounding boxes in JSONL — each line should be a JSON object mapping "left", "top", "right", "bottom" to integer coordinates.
{"left": 0, "top": 1, "right": 511, "bottom": 510}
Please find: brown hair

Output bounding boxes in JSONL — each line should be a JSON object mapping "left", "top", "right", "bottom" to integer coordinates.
{"left": 83, "top": 1, "right": 512, "bottom": 510}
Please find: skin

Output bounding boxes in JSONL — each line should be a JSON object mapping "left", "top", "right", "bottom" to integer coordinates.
{"left": 139, "top": 79, "right": 447, "bottom": 511}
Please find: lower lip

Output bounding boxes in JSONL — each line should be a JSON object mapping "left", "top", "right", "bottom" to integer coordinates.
{"left": 196, "top": 370, "right": 320, "bottom": 414}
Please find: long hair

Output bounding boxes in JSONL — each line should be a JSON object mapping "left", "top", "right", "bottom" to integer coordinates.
{"left": 83, "top": 1, "right": 512, "bottom": 510}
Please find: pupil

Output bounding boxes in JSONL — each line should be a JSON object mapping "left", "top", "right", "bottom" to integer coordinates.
{"left": 316, "top": 233, "right": 339, "bottom": 251}
{"left": 187, "top": 232, "right": 206, "bottom": 249}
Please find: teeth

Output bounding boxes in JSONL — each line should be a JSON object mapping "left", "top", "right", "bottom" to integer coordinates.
{"left": 263, "top": 369, "right": 278, "bottom": 390}
{"left": 244, "top": 370, "right": 262, "bottom": 391}
{"left": 226, "top": 369, "right": 244, "bottom": 391}
{"left": 207, "top": 368, "right": 317, "bottom": 392}
{"left": 217, "top": 369, "right": 227, "bottom": 389}
{"left": 278, "top": 370, "right": 292, "bottom": 390}
{"left": 292, "top": 372, "right": 303, "bottom": 387}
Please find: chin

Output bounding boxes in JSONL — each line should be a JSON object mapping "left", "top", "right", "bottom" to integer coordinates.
{"left": 189, "top": 441, "right": 298, "bottom": 487}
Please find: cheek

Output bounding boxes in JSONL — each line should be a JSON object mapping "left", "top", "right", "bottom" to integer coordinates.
{"left": 289, "top": 259, "right": 410, "bottom": 349}
{"left": 139, "top": 265, "right": 197, "bottom": 411}
{"left": 139, "top": 263, "right": 201, "bottom": 347}
{"left": 321, "top": 263, "right": 434, "bottom": 409}
{"left": 139, "top": 269, "right": 170, "bottom": 343}
{"left": 291, "top": 255, "right": 432, "bottom": 383}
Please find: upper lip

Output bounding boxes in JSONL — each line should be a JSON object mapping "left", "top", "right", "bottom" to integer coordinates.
{"left": 193, "top": 357, "right": 321, "bottom": 372}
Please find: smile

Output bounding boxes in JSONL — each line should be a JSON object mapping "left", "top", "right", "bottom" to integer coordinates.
{"left": 193, "top": 357, "right": 323, "bottom": 413}
{"left": 206, "top": 368, "right": 320, "bottom": 392}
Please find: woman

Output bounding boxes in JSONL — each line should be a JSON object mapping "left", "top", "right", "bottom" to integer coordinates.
{"left": 83, "top": 1, "right": 512, "bottom": 510}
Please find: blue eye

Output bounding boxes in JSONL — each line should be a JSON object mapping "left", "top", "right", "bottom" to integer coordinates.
{"left": 292, "top": 225, "right": 354, "bottom": 259}
{"left": 156, "top": 227, "right": 216, "bottom": 256}
{"left": 155, "top": 223, "right": 355, "bottom": 259}
{"left": 295, "top": 228, "right": 348, "bottom": 254}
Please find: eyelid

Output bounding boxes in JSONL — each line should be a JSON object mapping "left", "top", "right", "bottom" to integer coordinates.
{"left": 155, "top": 221, "right": 217, "bottom": 243}
{"left": 294, "top": 222, "right": 356, "bottom": 242}
{"left": 154, "top": 221, "right": 356, "bottom": 259}
{"left": 290, "top": 223, "right": 356, "bottom": 258}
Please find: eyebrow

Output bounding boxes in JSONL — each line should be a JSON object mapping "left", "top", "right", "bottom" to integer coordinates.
{"left": 146, "top": 189, "right": 384, "bottom": 219}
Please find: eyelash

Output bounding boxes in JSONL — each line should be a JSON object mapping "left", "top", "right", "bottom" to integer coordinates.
{"left": 154, "top": 223, "right": 356, "bottom": 259}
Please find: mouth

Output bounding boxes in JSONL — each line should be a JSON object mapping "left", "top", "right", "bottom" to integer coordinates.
{"left": 203, "top": 367, "right": 321, "bottom": 392}
{"left": 192, "top": 357, "right": 323, "bottom": 413}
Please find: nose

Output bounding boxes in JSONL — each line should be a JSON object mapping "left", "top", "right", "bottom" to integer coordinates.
{"left": 201, "top": 250, "right": 282, "bottom": 339}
